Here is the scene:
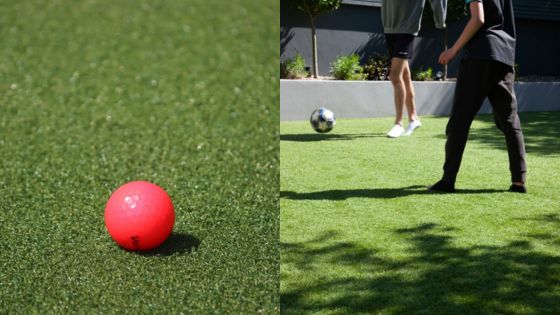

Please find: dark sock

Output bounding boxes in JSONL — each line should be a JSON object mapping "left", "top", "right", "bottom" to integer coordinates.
{"left": 428, "top": 180, "right": 455, "bottom": 193}
{"left": 509, "top": 184, "right": 527, "bottom": 193}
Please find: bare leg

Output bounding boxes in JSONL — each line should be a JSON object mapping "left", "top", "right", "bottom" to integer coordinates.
{"left": 403, "top": 63, "right": 418, "bottom": 122}
{"left": 389, "top": 58, "right": 407, "bottom": 126}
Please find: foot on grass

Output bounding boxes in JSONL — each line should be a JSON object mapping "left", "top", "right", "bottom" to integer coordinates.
{"left": 387, "top": 124, "right": 405, "bottom": 138}
{"left": 428, "top": 180, "right": 455, "bottom": 193}
{"left": 509, "top": 184, "right": 527, "bottom": 193}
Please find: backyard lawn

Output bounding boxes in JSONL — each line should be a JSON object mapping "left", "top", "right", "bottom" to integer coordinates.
{"left": 281, "top": 112, "right": 560, "bottom": 314}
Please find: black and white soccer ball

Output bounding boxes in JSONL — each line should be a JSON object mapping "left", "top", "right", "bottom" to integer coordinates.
{"left": 310, "top": 107, "right": 336, "bottom": 133}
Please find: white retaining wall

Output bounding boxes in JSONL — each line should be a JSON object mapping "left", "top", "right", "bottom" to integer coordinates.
{"left": 280, "top": 80, "right": 560, "bottom": 121}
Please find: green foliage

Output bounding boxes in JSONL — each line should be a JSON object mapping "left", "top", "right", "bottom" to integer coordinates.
{"left": 289, "top": 0, "right": 342, "bottom": 17}
{"left": 363, "top": 54, "right": 390, "bottom": 80}
{"left": 330, "top": 54, "right": 366, "bottom": 80}
{"left": 422, "top": 0, "right": 467, "bottom": 26}
{"left": 281, "top": 53, "right": 309, "bottom": 79}
{"left": 413, "top": 66, "right": 433, "bottom": 81}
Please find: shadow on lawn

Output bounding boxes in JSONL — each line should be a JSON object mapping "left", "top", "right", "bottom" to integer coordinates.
{"left": 281, "top": 185, "right": 505, "bottom": 200}
{"left": 280, "top": 133, "right": 382, "bottom": 142}
{"left": 281, "top": 221, "right": 560, "bottom": 314}
{"left": 517, "top": 213, "right": 560, "bottom": 248}
{"left": 140, "top": 232, "right": 201, "bottom": 257}
{"left": 438, "top": 112, "right": 560, "bottom": 156}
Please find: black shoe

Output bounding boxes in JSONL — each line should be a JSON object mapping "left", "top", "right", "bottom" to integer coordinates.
{"left": 428, "top": 180, "right": 455, "bottom": 193}
{"left": 509, "top": 184, "right": 527, "bottom": 193}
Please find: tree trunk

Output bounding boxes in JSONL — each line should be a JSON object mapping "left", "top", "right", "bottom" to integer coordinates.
{"left": 444, "top": 27, "right": 448, "bottom": 81}
{"left": 310, "top": 16, "right": 318, "bottom": 78}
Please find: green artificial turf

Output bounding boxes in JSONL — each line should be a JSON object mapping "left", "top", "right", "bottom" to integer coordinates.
{"left": 0, "top": 0, "right": 278, "bottom": 314}
{"left": 281, "top": 112, "right": 560, "bottom": 314}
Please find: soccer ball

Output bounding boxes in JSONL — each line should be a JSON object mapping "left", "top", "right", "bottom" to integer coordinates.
{"left": 310, "top": 107, "right": 336, "bottom": 133}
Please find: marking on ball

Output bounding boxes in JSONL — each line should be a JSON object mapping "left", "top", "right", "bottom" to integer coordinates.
{"left": 131, "top": 235, "right": 140, "bottom": 248}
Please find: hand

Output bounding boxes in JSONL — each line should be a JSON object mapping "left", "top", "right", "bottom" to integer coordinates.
{"left": 438, "top": 48, "right": 457, "bottom": 65}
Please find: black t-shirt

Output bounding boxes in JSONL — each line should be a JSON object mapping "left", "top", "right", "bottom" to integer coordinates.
{"left": 463, "top": 0, "right": 516, "bottom": 66}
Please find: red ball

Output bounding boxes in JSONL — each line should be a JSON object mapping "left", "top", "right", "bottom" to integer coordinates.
{"left": 105, "top": 181, "right": 175, "bottom": 251}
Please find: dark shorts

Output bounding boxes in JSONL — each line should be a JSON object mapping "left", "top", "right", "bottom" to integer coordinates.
{"left": 385, "top": 34, "right": 415, "bottom": 59}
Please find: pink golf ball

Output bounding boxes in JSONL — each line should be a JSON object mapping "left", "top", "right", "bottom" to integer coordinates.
{"left": 105, "top": 181, "right": 175, "bottom": 251}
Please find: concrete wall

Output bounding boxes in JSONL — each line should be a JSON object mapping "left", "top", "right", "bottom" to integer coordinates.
{"left": 280, "top": 80, "right": 560, "bottom": 121}
{"left": 281, "top": 2, "right": 560, "bottom": 77}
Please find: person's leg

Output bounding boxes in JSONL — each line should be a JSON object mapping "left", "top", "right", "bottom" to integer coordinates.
{"left": 389, "top": 57, "right": 407, "bottom": 126}
{"left": 403, "top": 63, "right": 418, "bottom": 122}
{"left": 487, "top": 62, "right": 527, "bottom": 191}
{"left": 386, "top": 57, "right": 407, "bottom": 137}
{"left": 385, "top": 34, "right": 415, "bottom": 138}
{"left": 402, "top": 63, "right": 422, "bottom": 136}
{"left": 430, "top": 60, "right": 491, "bottom": 191}
{"left": 442, "top": 60, "right": 491, "bottom": 183}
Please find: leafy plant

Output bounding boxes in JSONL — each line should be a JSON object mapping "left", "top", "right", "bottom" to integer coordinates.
{"left": 288, "top": 0, "right": 342, "bottom": 78}
{"left": 413, "top": 66, "right": 433, "bottom": 81}
{"left": 330, "top": 54, "right": 366, "bottom": 80}
{"left": 363, "top": 54, "right": 390, "bottom": 80}
{"left": 281, "top": 53, "right": 309, "bottom": 79}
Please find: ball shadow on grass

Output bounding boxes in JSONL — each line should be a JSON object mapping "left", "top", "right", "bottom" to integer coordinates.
{"left": 139, "top": 232, "right": 201, "bottom": 257}
{"left": 280, "top": 133, "right": 383, "bottom": 142}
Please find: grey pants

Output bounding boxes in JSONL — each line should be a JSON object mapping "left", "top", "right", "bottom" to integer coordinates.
{"left": 442, "top": 59, "right": 527, "bottom": 184}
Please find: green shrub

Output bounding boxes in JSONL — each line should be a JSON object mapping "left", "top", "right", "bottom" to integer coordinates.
{"left": 412, "top": 66, "right": 433, "bottom": 81}
{"left": 363, "top": 54, "right": 389, "bottom": 80}
{"left": 281, "top": 53, "right": 309, "bottom": 79}
{"left": 330, "top": 54, "right": 366, "bottom": 80}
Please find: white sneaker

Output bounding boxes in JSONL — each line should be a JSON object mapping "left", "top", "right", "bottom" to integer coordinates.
{"left": 403, "top": 120, "right": 422, "bottom": 136}
{"left": 387, "top": 124, "right": 405, "bottom": 138}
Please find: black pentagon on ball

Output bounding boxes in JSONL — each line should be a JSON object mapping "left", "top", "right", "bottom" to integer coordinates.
{"left": 310, "top": 119, "right": 321, "bottom": 129}
{"left": 315, "top": 126, "right": 333, "bottom": 133}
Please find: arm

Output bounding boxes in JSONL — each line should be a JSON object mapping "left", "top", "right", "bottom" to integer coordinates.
{"left": 439, "top": 1, "right": 485, "bottom": 65}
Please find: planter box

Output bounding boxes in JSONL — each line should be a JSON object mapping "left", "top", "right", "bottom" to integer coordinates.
{"left": 280, "top": 79, "right": 560, "bottom": 121}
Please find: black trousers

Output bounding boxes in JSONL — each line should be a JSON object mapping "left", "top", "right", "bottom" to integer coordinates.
{"left": 442, "top": 59, "right": 527, "bottom": 184}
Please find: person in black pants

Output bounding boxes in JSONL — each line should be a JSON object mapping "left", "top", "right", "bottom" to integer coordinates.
{"left": 429, "top": 0, "right": 527, "bottom": 193}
